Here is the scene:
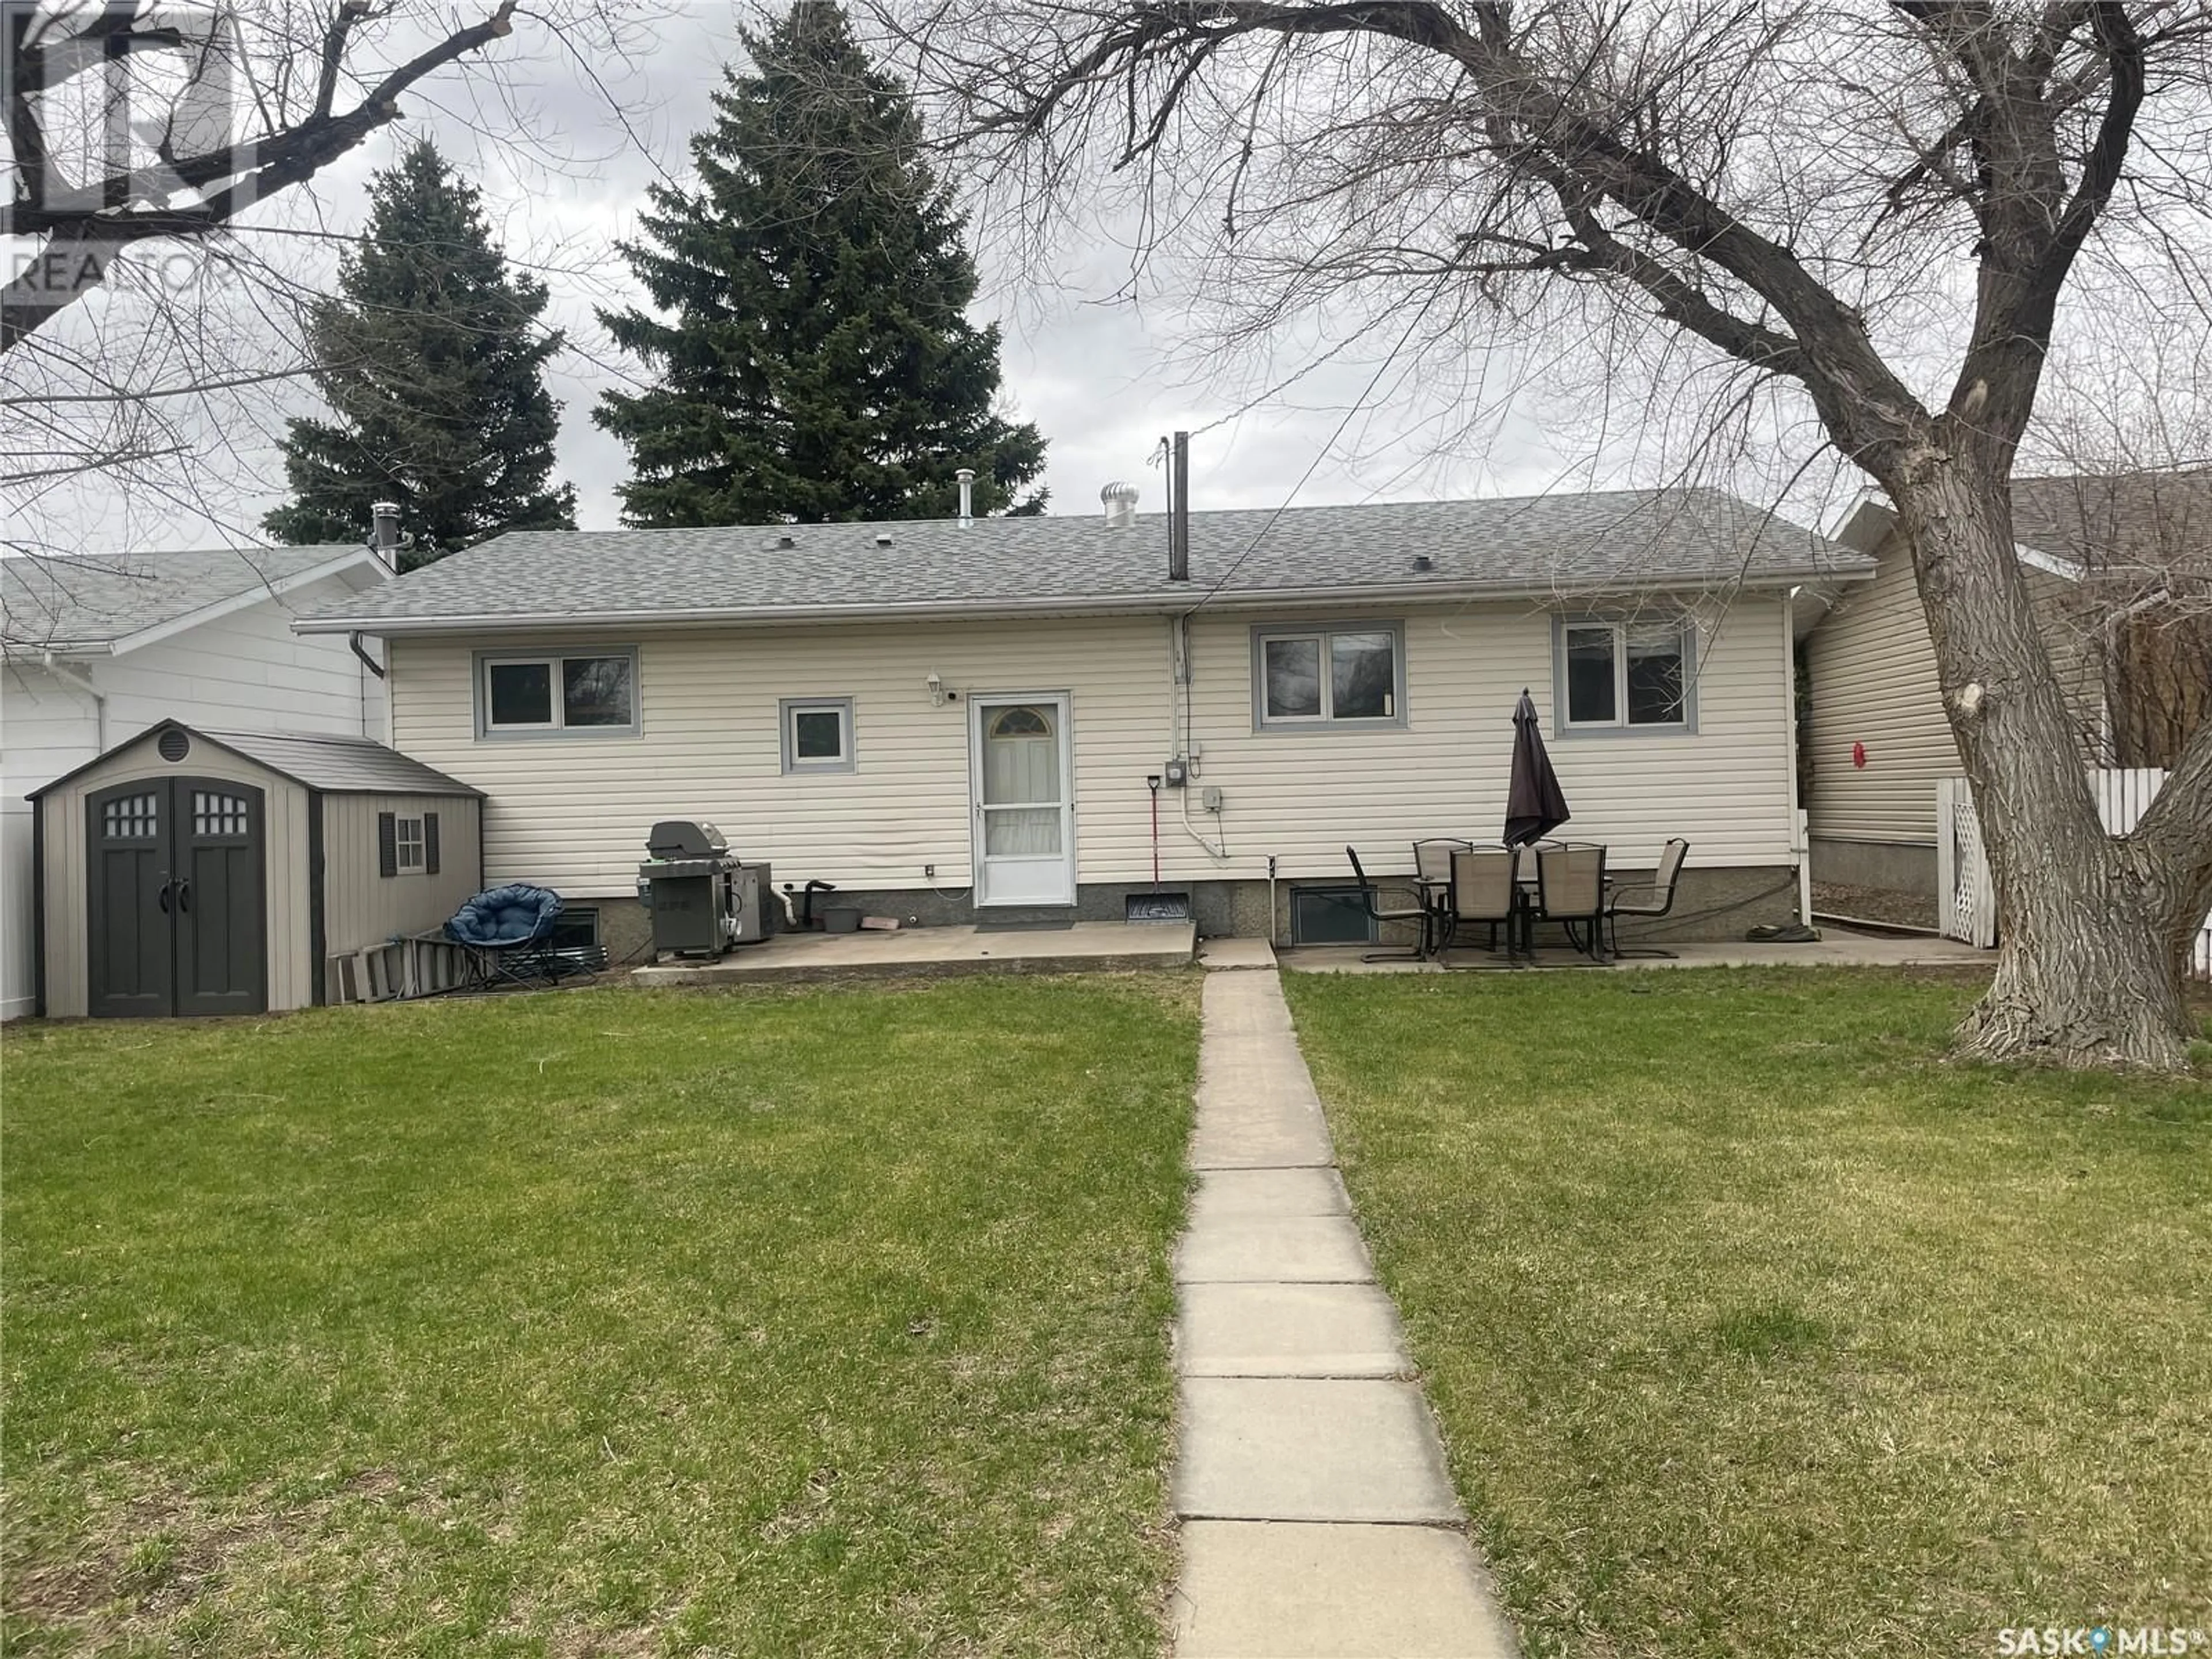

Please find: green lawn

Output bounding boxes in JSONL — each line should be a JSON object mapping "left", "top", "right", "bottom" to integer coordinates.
{"left": 1282, "top": 969, "right": 2211, "bottom": 1659}
{"left": 2, "top": 976, "right": 1199, "bottom": 1656}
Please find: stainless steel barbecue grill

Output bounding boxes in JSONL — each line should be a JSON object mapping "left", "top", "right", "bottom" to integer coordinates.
{"left": 638, "top": 820, "right": 775, "bottom": 959}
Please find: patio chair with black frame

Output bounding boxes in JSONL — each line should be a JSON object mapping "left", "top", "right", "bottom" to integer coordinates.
{"left": 1603, "top": 838, "right": 1690, "bottom": 959}
{"left": 440, "top": 884, "right": 607, "bottom": 993}
{"left": 1412, "top": 837, "right": 1473, "bottom": 955}
{"left": 1439, "top": 846, "right": 1521, "bottom": 969}
{"left": 1532, "top": 842, "right": 1610, "bottom": 962}
{"left": 1346, "top": 846, "right": 1435, "bottom": 962}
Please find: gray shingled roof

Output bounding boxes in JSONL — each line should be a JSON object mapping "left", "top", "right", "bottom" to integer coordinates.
{"left": 2, "top": 545, "right": 372, "bottom": 653}
{"left": 2010, "top": 469, "right": 2212, "bottom": 581}
{"left": 294, "top": 488, "right": 1870, "bottom": 632}
{"left": 199, "top": 729, "right": 481, "bottom": 796}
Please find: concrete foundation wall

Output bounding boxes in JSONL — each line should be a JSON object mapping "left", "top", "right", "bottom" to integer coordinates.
{"left": 1809, "top": 837, "right": 1937, "bottom": 896}
{"left": 599, "top": 862, "right": 1795, "bottom": 961}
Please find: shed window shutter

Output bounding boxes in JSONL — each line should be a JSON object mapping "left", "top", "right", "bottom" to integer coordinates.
{"left": 423, "top": 812, "right": 441, "bottom": 876}
{"left": 378, "top": 812, "right": 397, "bottom": 878}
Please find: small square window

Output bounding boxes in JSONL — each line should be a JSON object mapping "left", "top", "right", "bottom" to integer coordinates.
{"left": 394, "top": 817, "right": 426, "bottom": 873}
{"left": 488, "top": 661, "right": 552, "bottom": 727}
{"left": 781, "top": 698, "right": 854, "bottom": 772}
{"left": 563, "top": 657, "right": 634, "bottom": 727}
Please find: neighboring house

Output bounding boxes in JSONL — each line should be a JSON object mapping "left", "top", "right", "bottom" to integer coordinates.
{"left": 292, "top": 488, "right": 1869, "bottom": 952}
{"left": 1805, "top": 471, "right": 2211, "bottom": 895}
{"left": 2, "top": 544, "right": 393, "bottom": 1018}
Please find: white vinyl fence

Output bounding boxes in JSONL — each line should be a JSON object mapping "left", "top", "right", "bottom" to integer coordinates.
{"left": 1939, "top": 770, "right": 2212, "bottom": 979}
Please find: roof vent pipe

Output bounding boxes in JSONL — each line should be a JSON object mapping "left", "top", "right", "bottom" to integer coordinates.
{"left": 1101, "top": 480, "right": 1139, "bottom": 528}
{"left": 955, "top": 468, "right": 975, "bottom": 525}
{"left": 1168, "top": 430, "right": 1190, "bottom": 582}
{"left": 369, "top": 501, "right": 402, "bottom": 562}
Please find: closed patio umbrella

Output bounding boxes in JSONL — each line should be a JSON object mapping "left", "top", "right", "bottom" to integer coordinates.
{"left": 1503, "top": 688, "right": 1570, "bottom": 846}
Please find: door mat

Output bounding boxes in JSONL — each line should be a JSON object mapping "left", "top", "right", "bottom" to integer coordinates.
{"left": 974, "top": 918, "right": 1078, "bottom": 933}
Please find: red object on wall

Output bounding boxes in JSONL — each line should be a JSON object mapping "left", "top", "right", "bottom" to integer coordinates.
{"left": 1852, "top": 741, "right": 1867, "bottom": 769}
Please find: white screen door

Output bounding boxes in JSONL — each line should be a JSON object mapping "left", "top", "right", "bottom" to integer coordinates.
{"left": 972, "top": 695, "right": 1075, "bottom": 906}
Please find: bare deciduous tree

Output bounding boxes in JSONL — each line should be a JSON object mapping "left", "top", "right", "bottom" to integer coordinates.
{"left": 871, "top": 0, "right": 2212, "bottom": 1069}
{"left": 1, "top": 0, "right": 658, "bottom": 558}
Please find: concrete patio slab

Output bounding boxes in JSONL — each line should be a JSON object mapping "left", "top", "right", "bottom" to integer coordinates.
{"left": 1278, "top": 925, "right": 1990, "bottom": 975}
{"left": 1176, "top": 1215, "right": 1374, "bottom": 1284}
{"left": 1179, "top": 1282, "right": 1409, "bottom": 1378}
{"left": 1176, "top": 1377, "right": 1463, "bottom": 1522}
{"left": 1200, "top": 937, "right": 1279, "bottom": 971}
{"left": 630, "top": 919, "right": 1194, "bottom": 986}
{"left": 1188, "top": 1168, "right": 1350, "bottom": 1226}
{"left": 1175, "top": 1521, "right": 1518, "bottom": 1658}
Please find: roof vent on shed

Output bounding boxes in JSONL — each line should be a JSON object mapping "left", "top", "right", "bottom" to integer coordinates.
{"left": 1101, "top": 480, "right": 1139, "bottom": 529}
{"left": 1411, "top": 552, "right": 1435, "bottom": 573}
{"left": 157, "top": 728, "right": 191, "bottom": 762}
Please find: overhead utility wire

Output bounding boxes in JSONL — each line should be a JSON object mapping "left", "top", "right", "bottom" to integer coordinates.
{"left": 1179, "top": 286, "right": 1445, "bottom": 618}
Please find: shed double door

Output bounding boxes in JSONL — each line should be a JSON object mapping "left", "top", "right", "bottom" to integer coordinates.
{"left": 86, "top": 778, "right": 267, "bottom": 1018}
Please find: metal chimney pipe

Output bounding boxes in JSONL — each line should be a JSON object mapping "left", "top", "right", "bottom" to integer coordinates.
{"left": 955, "top": 468, "right": 975, "bottom": 525}
{"left": 370, "top": 500, "right": 402, "bottom": 559}
{"left": 1168, "top": 431, "right": 1190, "bottom": 582}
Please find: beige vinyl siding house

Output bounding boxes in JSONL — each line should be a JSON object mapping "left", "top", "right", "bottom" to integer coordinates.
{"left": 383, "top": 594, "right": 1802, "bottom": 918}
{"left": 302, "top": 489, "right": 1870, "bottom": 945}
{"left": 1806, "top": 499, "right": 2104, "bottom": 892}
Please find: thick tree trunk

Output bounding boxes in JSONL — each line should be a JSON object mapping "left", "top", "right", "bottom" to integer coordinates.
{"left": 1889, "top": 461, "right": 2200, "bottom": 1072}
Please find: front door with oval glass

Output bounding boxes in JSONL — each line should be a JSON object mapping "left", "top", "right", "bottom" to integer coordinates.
{"left": 86, "top": 778, "right": 267, "bottom": 1018}
{"left": 971, "top": 696, "right": 1075, "bottom": 907}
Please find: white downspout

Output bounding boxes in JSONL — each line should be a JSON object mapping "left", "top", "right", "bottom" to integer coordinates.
{"left": 41, "top": 652, "right": 107, "bottom": 751}
{"left": 1783, "top": 589, "right": 1810, "bottom": 926}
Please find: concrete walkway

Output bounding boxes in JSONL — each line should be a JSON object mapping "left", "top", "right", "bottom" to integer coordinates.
{"left": 1171, "top": 951, "right": 1519, "bottom": 1658}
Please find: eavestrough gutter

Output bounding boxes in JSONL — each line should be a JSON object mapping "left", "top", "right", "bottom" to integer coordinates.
{"left": 293, "top": 565, "right": 1876, "bottom": 638}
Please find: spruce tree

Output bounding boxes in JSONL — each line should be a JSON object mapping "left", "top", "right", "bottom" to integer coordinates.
{"left": 264, "top": 139, "right": 575, "bottom": 569}
{"left": 595, "top": 1, "right": 1046, "bottom": 526}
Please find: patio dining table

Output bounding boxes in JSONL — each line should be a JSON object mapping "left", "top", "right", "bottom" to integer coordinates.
{"left": 1417, "top": 842, "right": 1611, "bottom": 961}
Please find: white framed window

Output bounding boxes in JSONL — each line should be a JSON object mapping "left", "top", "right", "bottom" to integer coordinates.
{"left": 476, "top": 649, "right": 639, "bottom": 737}
{"left": 378, "top": 809, "right": 440, "bottom": 878}
{"left": 1252, "top": 623, "right": 1406, "bottom": 729}
{"left": 780, "top": 697, "right": 855, "bottom": 773}
{"left": 1558, "top": 619, "right": 1695, "bottom": 732}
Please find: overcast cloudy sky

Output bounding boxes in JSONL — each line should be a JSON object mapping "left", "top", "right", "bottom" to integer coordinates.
{"left": 7, "top": 1, "right": 1871, "bottom": 556}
